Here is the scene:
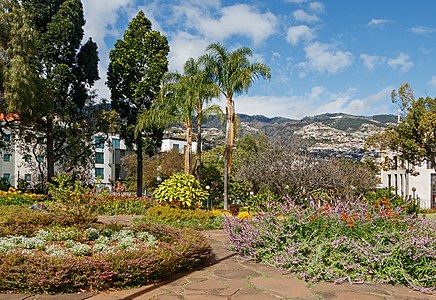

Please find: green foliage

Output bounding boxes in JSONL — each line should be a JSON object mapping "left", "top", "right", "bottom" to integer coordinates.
{"left": 48, "top": 173, "right": 153, "bottom": 216}
{"left": 0, "top": 223, "right": 211, "bottom": 294}
{"left": 225, "top": 197, "right": 436, "bottom": 292}
{"left": 368, "top": 83, "right": 436, "bottom": 172}
{"left": 153, "top": 174, "right": 208, "bottom": 208}
{"left": 0, "top": 187, "right": 46, "bottom": 206}
{"left": 0, "top": 205, "right": 97, "bottom": 237}
{"left": 143, "top": 206, "right": 223, "bottom": 230}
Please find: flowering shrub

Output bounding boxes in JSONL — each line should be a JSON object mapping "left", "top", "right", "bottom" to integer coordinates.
{"left": 48, "top": 173, "right": 152, "bottom": 215}
{"left": 0, "top": 223, "right": 211, "bottom": 293}
{"left": 0, "top": 206, "right": 97, "bottom": 237}
{"left": 143, "top": 206, "right": 223, "bottom": 230}
{"left": 224, "top": 196, "right": 436, "bottom": 292}
{"left": 0, "top": 187, "right": 46, "bottom": 206}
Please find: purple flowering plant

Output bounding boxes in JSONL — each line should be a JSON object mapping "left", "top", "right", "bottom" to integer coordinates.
{"left": 223, "top": 195, "right": 436, "bottom": 293}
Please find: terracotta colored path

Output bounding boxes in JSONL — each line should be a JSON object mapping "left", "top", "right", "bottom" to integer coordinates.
{"left": 2, "top": 216, "right": 435, "bottom": 300}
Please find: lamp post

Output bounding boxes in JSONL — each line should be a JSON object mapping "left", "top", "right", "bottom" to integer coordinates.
{"left": 205, "top": 185, "right": 211, "bottom": 209}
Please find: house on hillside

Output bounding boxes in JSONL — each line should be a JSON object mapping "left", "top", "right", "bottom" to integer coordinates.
{"left": 380, "top": 154, "right": 436, "bottom": 209}
{"left": 160, "top": 137, "right": 197, "bottom": 154}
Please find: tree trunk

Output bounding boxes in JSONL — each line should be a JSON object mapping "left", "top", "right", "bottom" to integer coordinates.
{"left": 228, "top": 99, "right": 235, "bottom": 174}
{"left": 185, "top": 123, "right": 193, "bottom": 175}
{"left": 46, "top": 118, "right": 55, "bottom": 185}
{"left": 196, "top": 106, "right": 202, "bottom": 182}
{"left": 223, "top": 97, "right": 234, "bottom": 211}
{"left": 136, "top": 137, "right": 143, "bottom": 197}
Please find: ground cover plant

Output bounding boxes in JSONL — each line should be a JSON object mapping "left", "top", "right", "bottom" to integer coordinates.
{"left": 0, "top": 222, "right": 211, "bottom": 294}
{"left": 140, "top": 206, "right": 224, "bottom": 230}
{"left": 0, "top": 187, "right": 46, "bottom": 206}
{"left": 48, "top": 173, "right": 153, "bottom": 215}
{"left": 224, "top": 196, "right": 436, "bottom": 293}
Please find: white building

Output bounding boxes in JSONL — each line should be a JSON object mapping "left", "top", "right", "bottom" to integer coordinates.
{"left": 380, "top": 155, "right": 436, "bottom": 209}
{"left": 1, "top": 129, "right": 197, "bottom": 188}
{"left": 160, "top": 137, "right": 197, "bottom": 154}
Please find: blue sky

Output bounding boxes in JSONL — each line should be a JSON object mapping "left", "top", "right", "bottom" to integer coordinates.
{"left": 82, "top": 0, "right": 436, "bottom": 119}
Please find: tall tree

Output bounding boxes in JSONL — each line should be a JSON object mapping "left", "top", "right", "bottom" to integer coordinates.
{"left": 368, "top": 83, "right": 436, "bottom": 173}
{"left": 184, "top": 58, "right": 221, "bottom": 181}
{"left": 107, "top": 11, "right": 169, "bottom": 197}
{"left": 2, "top": 0, "right": 102, "bottom": 187}
{"left": 158, "top": 57, "right": 220, "bottom": 176}
{"left": 201, "top": 43, "right": 271, "bottom": 210}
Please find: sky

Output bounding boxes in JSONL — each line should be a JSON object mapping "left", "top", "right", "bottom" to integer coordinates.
{"left": 81, "top": 0, "right": 436, "bottom": 120}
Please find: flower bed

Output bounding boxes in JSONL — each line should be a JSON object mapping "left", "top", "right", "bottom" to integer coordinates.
{"left": 0, "top": 222, "right": 211, "bottom": 293}
{"left": 224, "top": 197, "right": 436, "bottom": 293}
{"left": 0, "top": 187, "right": 46, "bottom": 206}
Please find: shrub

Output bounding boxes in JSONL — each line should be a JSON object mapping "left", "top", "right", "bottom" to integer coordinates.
{"left": 0, "top": 205, "right": 97, "bottom": 237}
{"left": 0, "top": 223, "right": 211, "bottom": 294}
{"left": 142, "top": 206, "right": 223, "bottom": 230}
{"left": 0, "top": 187, "right": 46, "bottom": 206}
{"left": 153, "top": 174, "right": 208, "bottom": 208}
{"left": 88, "top": 194, "right": 153, "bottom": 215}
{"left": 224, "top": 196, "right": 436, "bottom": 292}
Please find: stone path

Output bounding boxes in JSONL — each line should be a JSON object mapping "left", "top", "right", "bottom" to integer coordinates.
{"left": 1, "top": 216, "right": 435, "bottom": 299}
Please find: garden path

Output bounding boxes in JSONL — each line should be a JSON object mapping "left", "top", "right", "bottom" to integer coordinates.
{"left": 2, "top": 216, "right": 435, "bottom": 300}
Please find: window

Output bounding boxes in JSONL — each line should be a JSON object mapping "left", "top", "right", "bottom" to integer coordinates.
{"left": 95, "top": 136, "right": 105, "bottom": 149}
{"left": 95, "top": 152, "right": 104, "bottom": 164}
{"left": 3, "top": 134, "right": 10, "bottom": 142}
{"left": 37, "top": 155, "right": 44, "bottom": 163}
{"left": 24, "top": 154, "right": 32, "bottom": 163}
{"left": 427, "top": 160, "right": 434, "bottom": 169}
{"left": 173, "top": 144, "right": 179, "bottom": 151}
{"left": 112, "top": 138, "right": 120, "bottom": 149}
{"left": 95, "top": 168, "right": 104, "bottom": 179}
{"left": 3, "top": 173, "right": 10, "bottom": 182}
{"left": 24, "top": 174, "right": 31, "bottom": 181}
{"left": 3, "top": 154, "right": 11, "bottom": 162}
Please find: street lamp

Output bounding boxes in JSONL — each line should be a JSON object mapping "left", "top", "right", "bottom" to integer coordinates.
{"left": 205, "top": 185, "right": 211, "bottom": 209}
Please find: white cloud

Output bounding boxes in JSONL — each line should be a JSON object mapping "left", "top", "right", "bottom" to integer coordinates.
{"left": 285, "top": 0, "right": 310, "bottom": 3}
{"left": 309, "top": 2, "right": 325, "bottom": 14}
{"left": 387, "top": 53, "right": 414, "bottom": 73}
{"left": 228, "top": 86, "right": 394, "bottom": 119}
{"left": 196, "top": 4, "right": 278, "bottom": 46}
{"left": 428, "top": 76, "right": 436, "bottom": 87}
{"left": 299, "top": 42, "right": 354, "bottom": 75}
{"left": 409, "top": 26, "right": 436, "bottom": 36}
{"left": 286, "top": 25, "right": 315, "bottom": 45}
{"left": 82, "top": 0, "right": 137, "bottom": 100}
{"left": 360, "top": 54, "right": 386, "bottom": 71}
{"left": 168, "top": 31, "right": 210, "bottom": 72}
{"left": 292, "top": 9, "right": 320, "bottom": 23}
{"left": 368, "top": 18, "right": 393, "bottom": 28}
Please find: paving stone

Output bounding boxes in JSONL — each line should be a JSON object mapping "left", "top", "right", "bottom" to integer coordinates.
{"left": 214, "top": 267, "right": 261, "bottom": 279}
{"left": 230, "top": 288, "right": 280, "bottom": 300}
{"left": 250, "top": 276, "right": 312, "bottom": 298}
{"left": 185, "top": 295, "right": 227, "bottom": 300}
{"left": 0, "top": 295, "right": 32, "bottom": 300}
{"left": 381, "top": 284, "right": 436, "bottom": 300}
{"left": 332, "top": 291, "right": 386, "bottom": 300}
{"left": 150, "top": 295, "right": 184, "bottom": 300}
{"left": 310, "top": 282, "right": 354, "bottom": 293}
{"left": 185, "top": 279, "right": 227, "bottom": 291}
{"left": 31, "top": 293, "right": 95, "bottom": 300}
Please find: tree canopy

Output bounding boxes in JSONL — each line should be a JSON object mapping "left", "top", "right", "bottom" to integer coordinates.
{"left": 368, "top": 83, "right": 436, "bottom": 173}
{"left": 107, "top": 11, "right": 169, "bottom": 196}
{"left": 201, "top": 43, "right": 271, "bottom": 210}
{"left": 1, "top": 0, "right": 110, "bottom": 187}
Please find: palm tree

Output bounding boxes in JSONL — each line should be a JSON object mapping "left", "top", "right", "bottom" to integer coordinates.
{"left": 183, "top": 58, "right": 221, "bottom": 181}
{"left": 157, "top": 58, "right": 220, "bottom": 175}
{"left": 201, "top": 43, "right": 271, "bottom": 210}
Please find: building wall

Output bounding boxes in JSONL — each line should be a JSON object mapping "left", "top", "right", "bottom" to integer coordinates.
{"left": 380, "top": 156, "right": 436, "bottom": 209}
{"left": 160, "top": 138, "right": 197, "bottom": 154}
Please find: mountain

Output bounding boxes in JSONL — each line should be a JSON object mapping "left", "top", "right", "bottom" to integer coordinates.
{"left": 198, "top": 113, "right": 396, "bottom": 160}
